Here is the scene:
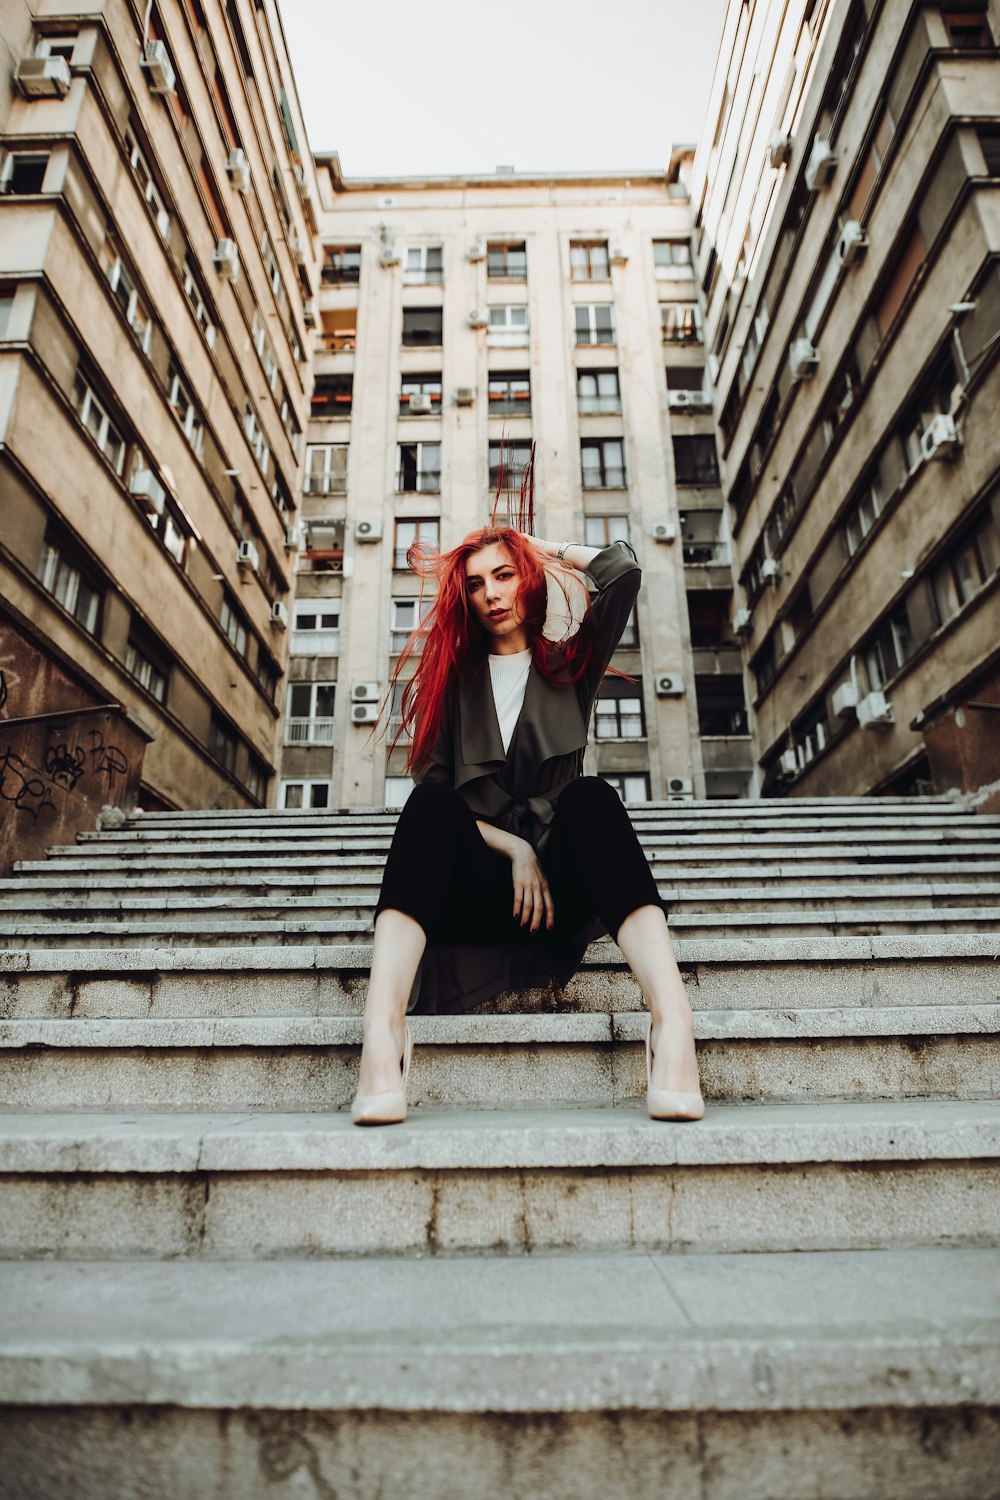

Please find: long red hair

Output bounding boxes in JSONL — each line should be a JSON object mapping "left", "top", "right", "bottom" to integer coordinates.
{"left": 388, "top": 527, "right": 600, "bottom": 774}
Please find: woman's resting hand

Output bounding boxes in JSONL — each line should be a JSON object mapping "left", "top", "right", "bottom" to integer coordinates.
{"left": 509, "top": 838, "right": 555, "bottom": 933}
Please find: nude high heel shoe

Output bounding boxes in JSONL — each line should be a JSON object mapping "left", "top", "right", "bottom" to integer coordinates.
{"left": 351, "top": 1022, "right": 413, "bottom": 1126}
{"left": 646, "top": 1017, "right": 704, "bottom": 1121}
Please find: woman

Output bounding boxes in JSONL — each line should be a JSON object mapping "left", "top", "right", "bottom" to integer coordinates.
{"left": 351, "top": 511, "right": 704, "bottom": 1126}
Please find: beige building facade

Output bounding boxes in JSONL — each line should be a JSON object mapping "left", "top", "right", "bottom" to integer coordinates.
{"left": 0, "top": 0, "right": 319, "bottom": 810}
{"left": 282, "top": 158, "right": 754, "bottom": 810}
{"left": 690, "top": 0, "right": 1000, "bottom": 798}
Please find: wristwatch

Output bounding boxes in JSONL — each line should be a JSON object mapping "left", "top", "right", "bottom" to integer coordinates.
{"left": 556, "top": 540, "right": 573, "bottom": 561}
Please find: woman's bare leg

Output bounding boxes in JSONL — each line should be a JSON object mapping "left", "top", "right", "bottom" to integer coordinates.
{"left": 615, "top": 904, "right": 701, "bottom": 1095}
{"left": 355, "top": 908, "right": 426, "bottom": 1095}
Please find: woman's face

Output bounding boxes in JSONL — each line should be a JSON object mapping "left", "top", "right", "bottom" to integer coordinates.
{"left": 465, "top": 542, "right": 529, "bottom": 651}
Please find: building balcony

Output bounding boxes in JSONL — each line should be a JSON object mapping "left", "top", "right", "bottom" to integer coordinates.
{"left": 692, "top": 645, "right": 744, "bottom": 674}
{"left": 699, "top": 735, "right": 754, "bottom": 771}
{"left": 298, "top": 549, "right": 344, "bottom": 574}
{"left": 290, "top": 630, "right": 340, "bottom": 656}
{"left": 683, "top": 541, "right": 730, "bottom": 566}
{"left": 285, "top": 718, "right": 335, "bottom": 744}
{"left": 487, "top": 397, "right": 531, "bottom": 416}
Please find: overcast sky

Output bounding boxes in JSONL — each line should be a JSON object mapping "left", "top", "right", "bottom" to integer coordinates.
{"left": 277, "top": 0, "right": 728, "bottom": 178}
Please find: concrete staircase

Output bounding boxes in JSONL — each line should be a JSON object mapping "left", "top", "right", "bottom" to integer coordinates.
{"left": 0, "top": 795, "right": 998, "bottom": 1498}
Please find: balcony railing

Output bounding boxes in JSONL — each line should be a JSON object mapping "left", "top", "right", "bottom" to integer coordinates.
{"left": 303, "top": 473, "right": 347, "bottom": 495}
{"left": 662, "top": 326, "right": 702, "bottom": 345}
{"left": 582, "top": 468, "right": 626, "bottom": 489}
{"left": 298, "top": 549, "right": 345, "bottom": 574}
{"left": 578, "top": 395, "right": 621, "bottom": 415}
{"left": 487, "top": 265, "right": 527, "bottom": 281}
{"left": 487, "top": 328, "right": 530, "bottom": 347}
{"left": 319, "top": 331, "right": 356, "bottom": 352}
{"left": 390, "top": 631, "right": 425, "bottom": 653}
{"left": 290, "top": 630, "right": 340, "bottom": 656}
{"left": 487, "top": 396, "right": 531, "bottom": 415}
{"left": 683, "top": 541, "right": 731, "bottom": 566}
{"left": 321, "top": 265, "right": 360, "bottom": 285}
{"left": 402, "top": 268, "right": 443, "bottom": 285}
{"left": 575, "top": 330, "right": 616, "bottom": 346}
{"left": 285, "top": 717, "right": 335, "bottom": 744}
{"left": 698, "top": 710, "right": 750, "bottom": 737}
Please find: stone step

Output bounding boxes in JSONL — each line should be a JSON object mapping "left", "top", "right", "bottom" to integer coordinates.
{"left": 2, "top": 935, "right": 996, "bottom": 1018}
{"left": 1, "top": 1100, "right": 998, "bottom": 1258}
{"left": 1, "top": 1007, "right": 995, "bottom": 1111}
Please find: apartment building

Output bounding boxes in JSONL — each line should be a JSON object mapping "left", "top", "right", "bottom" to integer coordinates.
{"left": 281, "top": 154, "right": 754, "bottom": 811}
{"left": 0, "top": 0, "right": 319, "bottom": 809}
{"left": 690, "top": 0, "right": 1000, "bottom": 797}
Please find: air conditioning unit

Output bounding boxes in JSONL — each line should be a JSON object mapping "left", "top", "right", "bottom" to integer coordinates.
{"left": 407, "top": 393, "right": 433, "bottom": 415}
{"left": 651, "top": 522, "right": 677, "bottom": 544}
{"left": 768, "top": 132, "right": 792, "bottom": 169}
{"left": 237, "top": 538, "right": 260, "bottom": 572}
{"left": 351, "top": 682, "right": 380, "bottom": 702}
{"left": 789, "top": 337, "right": 820, "bottom": 381}
{"left": 283, "top": 526, "right": 301, "bottom": 550}
{"left": 666, "top": 775, "right": 694, "bottom": 798}
{"left": 454, "top": 386, "right": 475, "bottom": 406}
{"left": 289, "top": 232, "right": 306, "bottom": 266}
{"left": 779, "top": 749, "right": 799, "bottom": 777}
{"left": 761, "top": 558, "right": 781, "bottom": 584}
{"left": 140, "top": 40, "right": 175, "bottom": 94}
{"left": 226, "top": 148, "right": 250, "bottom": 194}
{"left": 733, "top": 608, "right": 753, "bottom": 637}
{"left": 270, "top": 599, "right": 288, "bottom": 629}
{"left": 831, "top": 681, "right": 859, "bottom": 718}
{"left": 837, "top": 220, "right": 868, "bottom": 268}
{"left": 15, "top": 55, "right": 72, "bottom": 98}
{"left": 667, "top": 390, "right": 711, "bottom": 410}
{"left": 467, "top": 307, "right": 488, "bottom": 328}
{"left": 805, "top": 134, "right": 837, "bottom": 192}
{"left": 128, "top": 468, "right": 166, "bottom": 515}
{"left": 352, "top": 702, "right": 379, "bottom": 724}
{"left": 355, "top": 519, "right": 382, "bottom": 543}
{"left": 655, "top": 673, "right": 685, "bottom": 697}
{"left": 920, "top": 413, "right": 959, "bottom": 462}
{"left": 468, "top": 238, "right": 486, "bottom": 261}
{"left": 857, "top": 690, "right": 894, "bottom": 729}
{"left": 213, "top": 238, "right": 240, "bottom": 280}
{"left": 379, "top": 242, "right": 400, "bottom": 267}
{"left": 302, "top": 298, "right": 317, "bottom": 328}
{"left": 609, "top": 241, "right": 628, "bottom": 265}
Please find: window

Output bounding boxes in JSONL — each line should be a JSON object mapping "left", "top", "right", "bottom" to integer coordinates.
{"left": 388, "top": 681, "right": 413, "bottom": 737}
{"left": 37, "top": 534, "right": 102, "bottom": 634}
{"left": 489, "top": 439, "right": 534, "bottom": 491}
{"left": 2, "top": 154, "right": 48, "bottom": 195}
{"left": 753, "top": 636, "right": 777, "bottom": 697}
{"left": 0, "top": 290, "right": 13, "bottom": 339}
{"left": 383, "top": 776, "right": 414, "bottom": 809}
{"left": 226, "top": 0, "right": 255, "bottom": 78}
{"left": 595, "top": 678, "right": 645, "bottom": 739}
{"left": 402, "top": 307, "right": 443, "bottom": 347}
{"left": 260, "top": 231, "right": 287, "bottom": 310}
{"left": 666, "top": 365, "right": 706, "bottom": 392}
{"left": 319, "top": 307, "right": 356, "bottom": 352}
{"left": 661, "top": 303, "right": 702, "bottom": 343}
{"left": 900, "top": 351, "right": 960, "bottom": 471}
{"left": 208, "top": 713, "right": 237, "bottom": 772}
{"left": 394, "top": 517, "right": 440, "bottom": 569}
{"left": 321, "top": 245, "right": 361, "bottom": 285}
{"left": 488, "top": 372, "right": 531, "bottom": 414}
{"left": 305, "top": 444, "right": 348, "bottom": 493}
{"left": 980, "top": 127, "right": 1000, "bottom": 176}
{"left": 167, "top": 367, "right": 204, "bottom": 457}
{"left": 245, "top": 756, "right": 267, "bottom": 804}
{"left": 72, "top": 374, "right": 126, "bottom": 473}
{"left": 696, "top": 677, "right": 748, "bottom": 736}
{"left": 253, "top": 648, "right": 279, "bottom": 703}
{"left": 397, "top": 442, "right": 441, "bottom": 492}
{"left": 291, "top": 600, "right": 340, "bottom": 655}
{"left": 124, "top": 130, "right": 169, "bottom": 238}
{"left": 585, "top": 515, "right": 631, "bottom": 548}
{"left": 570, "top": 241, "right": 610, "bottom": 281}
{"left": 577, "top": 369, "right": 621, "bottom": 414}
{"left": 575, "top": 304, "right": 615, "bottom": 345}
{"left": 286, "top": 682, "right": 336, "bottom": 743}
{"left": 219, "top": 592, "right": 248, "bottom": 657}
{"left": 311, "top": 374, "right": 353, "bottom": 418}
{"left": 391, "top": 597, "right": 433, "bottom": 652}
{"left": 183, "top": 258, "right": 216, "bottom": 348}
{"left": 281, "top": 779, "right": 331, "bottom": 809}
{"left": 600, "top": 773, "right": 650, "bottom": 803}
{"left": 941, "top": 6, "right": 993, "bottom": 47}
{"left": 672, "top": 435, "right": 720, "bottom": 485}
{"left": 488, "top": 305, "right": 529, "bottom": 346}
{"left": 403, "top": 245, "right": 443, "bottom": 285}
{"left": 581, "top": 439, "right": 625, "bottom": 489}
{"left": 653, "top": 240, "right": 693, "bottom": 278}
{"left": 125, "top": 633, "right": 169, "bottom": 704}
{"left": 34, "top": 33, "right": 77, "bottom": 59}
{"left": 100, "top": 239, "right": 153, "bottom": 353}
{"left": 844, "top": 474, "right": 885, "bottom": 556}
{"left": 400, "top": 374, "right": 443, "bottom": 414}
{"left": 618, "top": 605, "right": 639, "bottom": 648}
{"left": 487, "top": 241, "right": 527, "bottom": 280}
{"left": 862, "top": 604, "right": 914, "bottom": 692}
{"left": 252, "top": 312, "right": 278, "bottom": 390}
{"left": 241, "top": 401, "right": 269, "bottom": 474}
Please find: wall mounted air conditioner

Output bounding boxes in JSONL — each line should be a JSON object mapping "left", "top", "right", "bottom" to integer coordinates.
{"left": 302, "top": 298, "right": 317, "bottom": 327}
{"left": 226, "top": 148, "right": 250, "bottom": 194}
{"left": 283, "top": 526, "right": 301, "bottom": 550}
{"left": 831, "top": 681, "right": 859, "bottom": 718}
{"left": 805, "top": 134, "right": 837, "bottom": 191}
{"left": 789, "top": 337, "right": 819, "bottom": 381}
{"left": 651, "top": 522, "right": 677, "bottom": 543}
{"left": 270, "top": 600, "right": 288, "bottom": 629}
{"left": 237, "top": 538, "right": 260, "bottom": 572}
{"left": 655, "top": 673, "right": 685, "bottom": 697}
{"left": 920, "top": 413, "right": 959, "bottom": 462}
{"left": 666, "top": 775, "right": 694, "bottom": 798}
{"left": 733, "top": 608, "right": 753, "bottom": 636}
{"left": 837, "top": 220, "right": 868, "bottom": 267}
{"left": 351, "top": 682, "right": 379, "bottom": 702}
{"left": 768, "top": 132, "right": 792, "bottom": 168}
{"left": 467, "top": 307, "right": 488, "bottom": 328}
{"left": 213, "top": 238, "right": 240, "bottom": 279}
{"left": 857, "top": 690, "right": 894, "bottom": 729}
{"left": 609, "top": 241, "right": 628, "bottom": 264}
{"left": 761, "top": 558, "right": 781, "bottom": 584}
{"left": 355, "top": 519, "right": 382, "bottom": 542}
{"left": 667, "top": 390, "right": 711, "bottom": 410}
{"left": 454, "top": 386, "right": 475, "bottom": 406}
{"left": 289, "top": 232, "right": 306, "bottom": 266}
{"left": 140, "top": 40, "right": 175, "bottom": 94}
{"left": 779, "top": 749, "right": 799, "bottom": 777}
{"left": 378, "top": 242, "right": 400, "bottom": 267}
{"left": 467, "top": 238, "right": 486, "bottom": 261}
{"left": 128, "top": 469, "right": 166, "bottom": 515}
{"left": 352, "top": 702, "right": 379, "bottom": 724}
{"left": 407, "top": 393, "right": 433, "bottom": 415}
{"left": 15, "top": 55, "right": 72, "bottom": 98}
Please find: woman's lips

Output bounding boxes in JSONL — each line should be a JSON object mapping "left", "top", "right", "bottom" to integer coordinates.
{"left": 488, "top": 609, "right": 509, "bottom": 621}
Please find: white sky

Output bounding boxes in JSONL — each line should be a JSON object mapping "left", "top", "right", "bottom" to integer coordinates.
{"left": 277, "top": 0, "right": 728, "bottom": 178}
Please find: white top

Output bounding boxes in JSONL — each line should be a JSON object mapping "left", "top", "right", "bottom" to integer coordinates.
{"left": 488, "top": 647, "right": 532, "bottom": 754}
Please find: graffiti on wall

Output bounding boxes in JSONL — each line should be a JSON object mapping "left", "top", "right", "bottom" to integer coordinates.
{"left": 0, "top": 725, "right": 131, "bottom": 823}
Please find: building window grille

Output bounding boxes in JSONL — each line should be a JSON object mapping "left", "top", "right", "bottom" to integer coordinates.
{"left": 487, "top": 241, "right": 527, "bottom": 280}
{"left": 281, "top": 779, "right": 331, "bottom": 809}
{"left": 488, "top": 372, "right": 531, "bottom": 414}
{"left": 72, "top": 374, "right": 127, "bottom": 475}
{"left": 219, "top": 592, "right": 248, "bottom": 657}
{"left": 575, "top": 304, "right": 615, "bottom": 345}
{"left": 208, "top": 713, "right": 237, "bottom": 772}
{"left": 286, "top": 682, "right": 336, "bottom": 743}
{"left": 394, "top": 518, "right": 440, "bottom": 569}
{"left": 304, "top": 444, "right": 348, "bottom": 493}
{"left": 581, "top": 439, "right": 626, "bottom": 489}
{"left": 653, "top": 239, "right": 693, "bottom": 278}
{"left": 400, "top": 374, "right": 443, "bottom": 413}
{"left": 403, "top": 245, "right": 443, "bottom": 284}
{"left": 595, "top": 678, "right": 645, "bottom": 739}
{"left": 489, "top": 440, "right": 534, "bottom": 492}
{"left": 124, "top": 130, "right": 170, "bottom": 238}
{"left": 391, "top": 597, "right": 433, "bottom": 653}
{"left": 600, "top": 772, "right": 651, "bottom": 802}
{"left": 397, "top": 442, "right": 441, "bottom": 492}
{"left": 402, "top": 307, "right": 443, "bottom": 346}
{"left": 570, "top": 241, "right": 610, "bottom": 281}
{"left": 291, "top": 601, "right": 340, "bottom": 656}
{"left": 321, "top": 245, "right": 361, "bottom": 285}
{"left": 661, "top": 303, "right": 702, "bottom": 343}
{"left": 577, "top": 369, "right": 621, "bottom": 414}
{"left": 125, "top": 635, "right": 169, "bottom": 704}
{"left": 672, "top": 435, "right": 720, "bottom": 485}
{"left": 487, "top": 305, "right": 529, "bottom": 346}
{"left": 37, "top": 535, "right": 102, "bottom": 635}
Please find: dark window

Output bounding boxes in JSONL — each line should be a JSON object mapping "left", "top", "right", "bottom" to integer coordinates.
{"left": 581, "top": 439, "right": 626, "bottom": 488}
{"left": 396, "top": 442, "right": 441, "bottom": 492}
{"left": 125, "top": 629, "right": 170, "bottom": 704}
{"left": 402, "top": 307, "right": 443, "bottom": 346}
{"left": 37, "top": 532, "right": 103, "bottom": 635}
{"left": 399, "top": 374, "right": 442, "bottom": 414}
{"left": 311, "top": 374, "right": 353, "bottom": 417}
{"left": 5, "top": 155, "right": 48, "bottom": 194}
{"left": 245, "top": 756, "right": 267, "bottom": 803}
{"left": 666, "top": 366, "right": 705, "bottom": 391}
{"left": 225, "top": 0, "right": 255, "bottom": 78}
{"left": 696, "top": 676, "right": 749, "bottom": 736}
{"left": 321, "top": 245, "right": 361, "bottom": 285}
{"left": 487, "top": 241, "right": 527, "bottom": 280}
{"left": 673, "top": 435, "right": 720, "bottom": 485}
{"left": 208, "top": 713, "right": 237, "bottom": 772}
{"left": 979, "top": 128, "right": 1000, "bottom": 176}
{"left": 488, "top": 372, "right": 531, "bottom": 414}
{"left": 942, "top": 6, "right": 993, "bottom": 47}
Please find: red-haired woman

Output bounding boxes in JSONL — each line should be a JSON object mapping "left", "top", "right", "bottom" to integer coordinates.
{"left": 351, "top": 525, "right": 704, "bottom": 1125}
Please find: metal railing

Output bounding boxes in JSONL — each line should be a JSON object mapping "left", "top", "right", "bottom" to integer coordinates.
{"left": 290, "top": 630, "right": 340, "bottom": 656}
{"left": 285, "top": 717, "right": 335, "bottom": 744}
{"left": 320, "top": 265, "right": 360, "bottom": 285}
{"left": 486, "top": 329, "right": 530, "bottom": 346}
{"left": 487, "top": 396, "right": 531, "bottom": 414}
{"left": 487, "top": 265, "right": 527, "bottom": 281}
{"left": 683, "top": 541, "right": 731, "bottom": 566}
{"left": 401, "top": 268, "right": 444, "bottom": 285}
{"left": 577, "top": 394, "right": 621, "bottom": 415}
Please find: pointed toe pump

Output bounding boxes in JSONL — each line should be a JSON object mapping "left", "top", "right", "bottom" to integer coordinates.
{"left": 351, "top": 1022, "right": 413, "bottom": 1126}
{"left": 645, "top": 1018, "right": 705, "bottom": 1121}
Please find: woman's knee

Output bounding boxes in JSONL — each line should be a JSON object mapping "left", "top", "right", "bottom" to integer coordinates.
{"left": 557, "top": 775, "right": 627, "bottom": 815}
{"left": 397, "top": 781, "right": 464, "bottom": 823}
